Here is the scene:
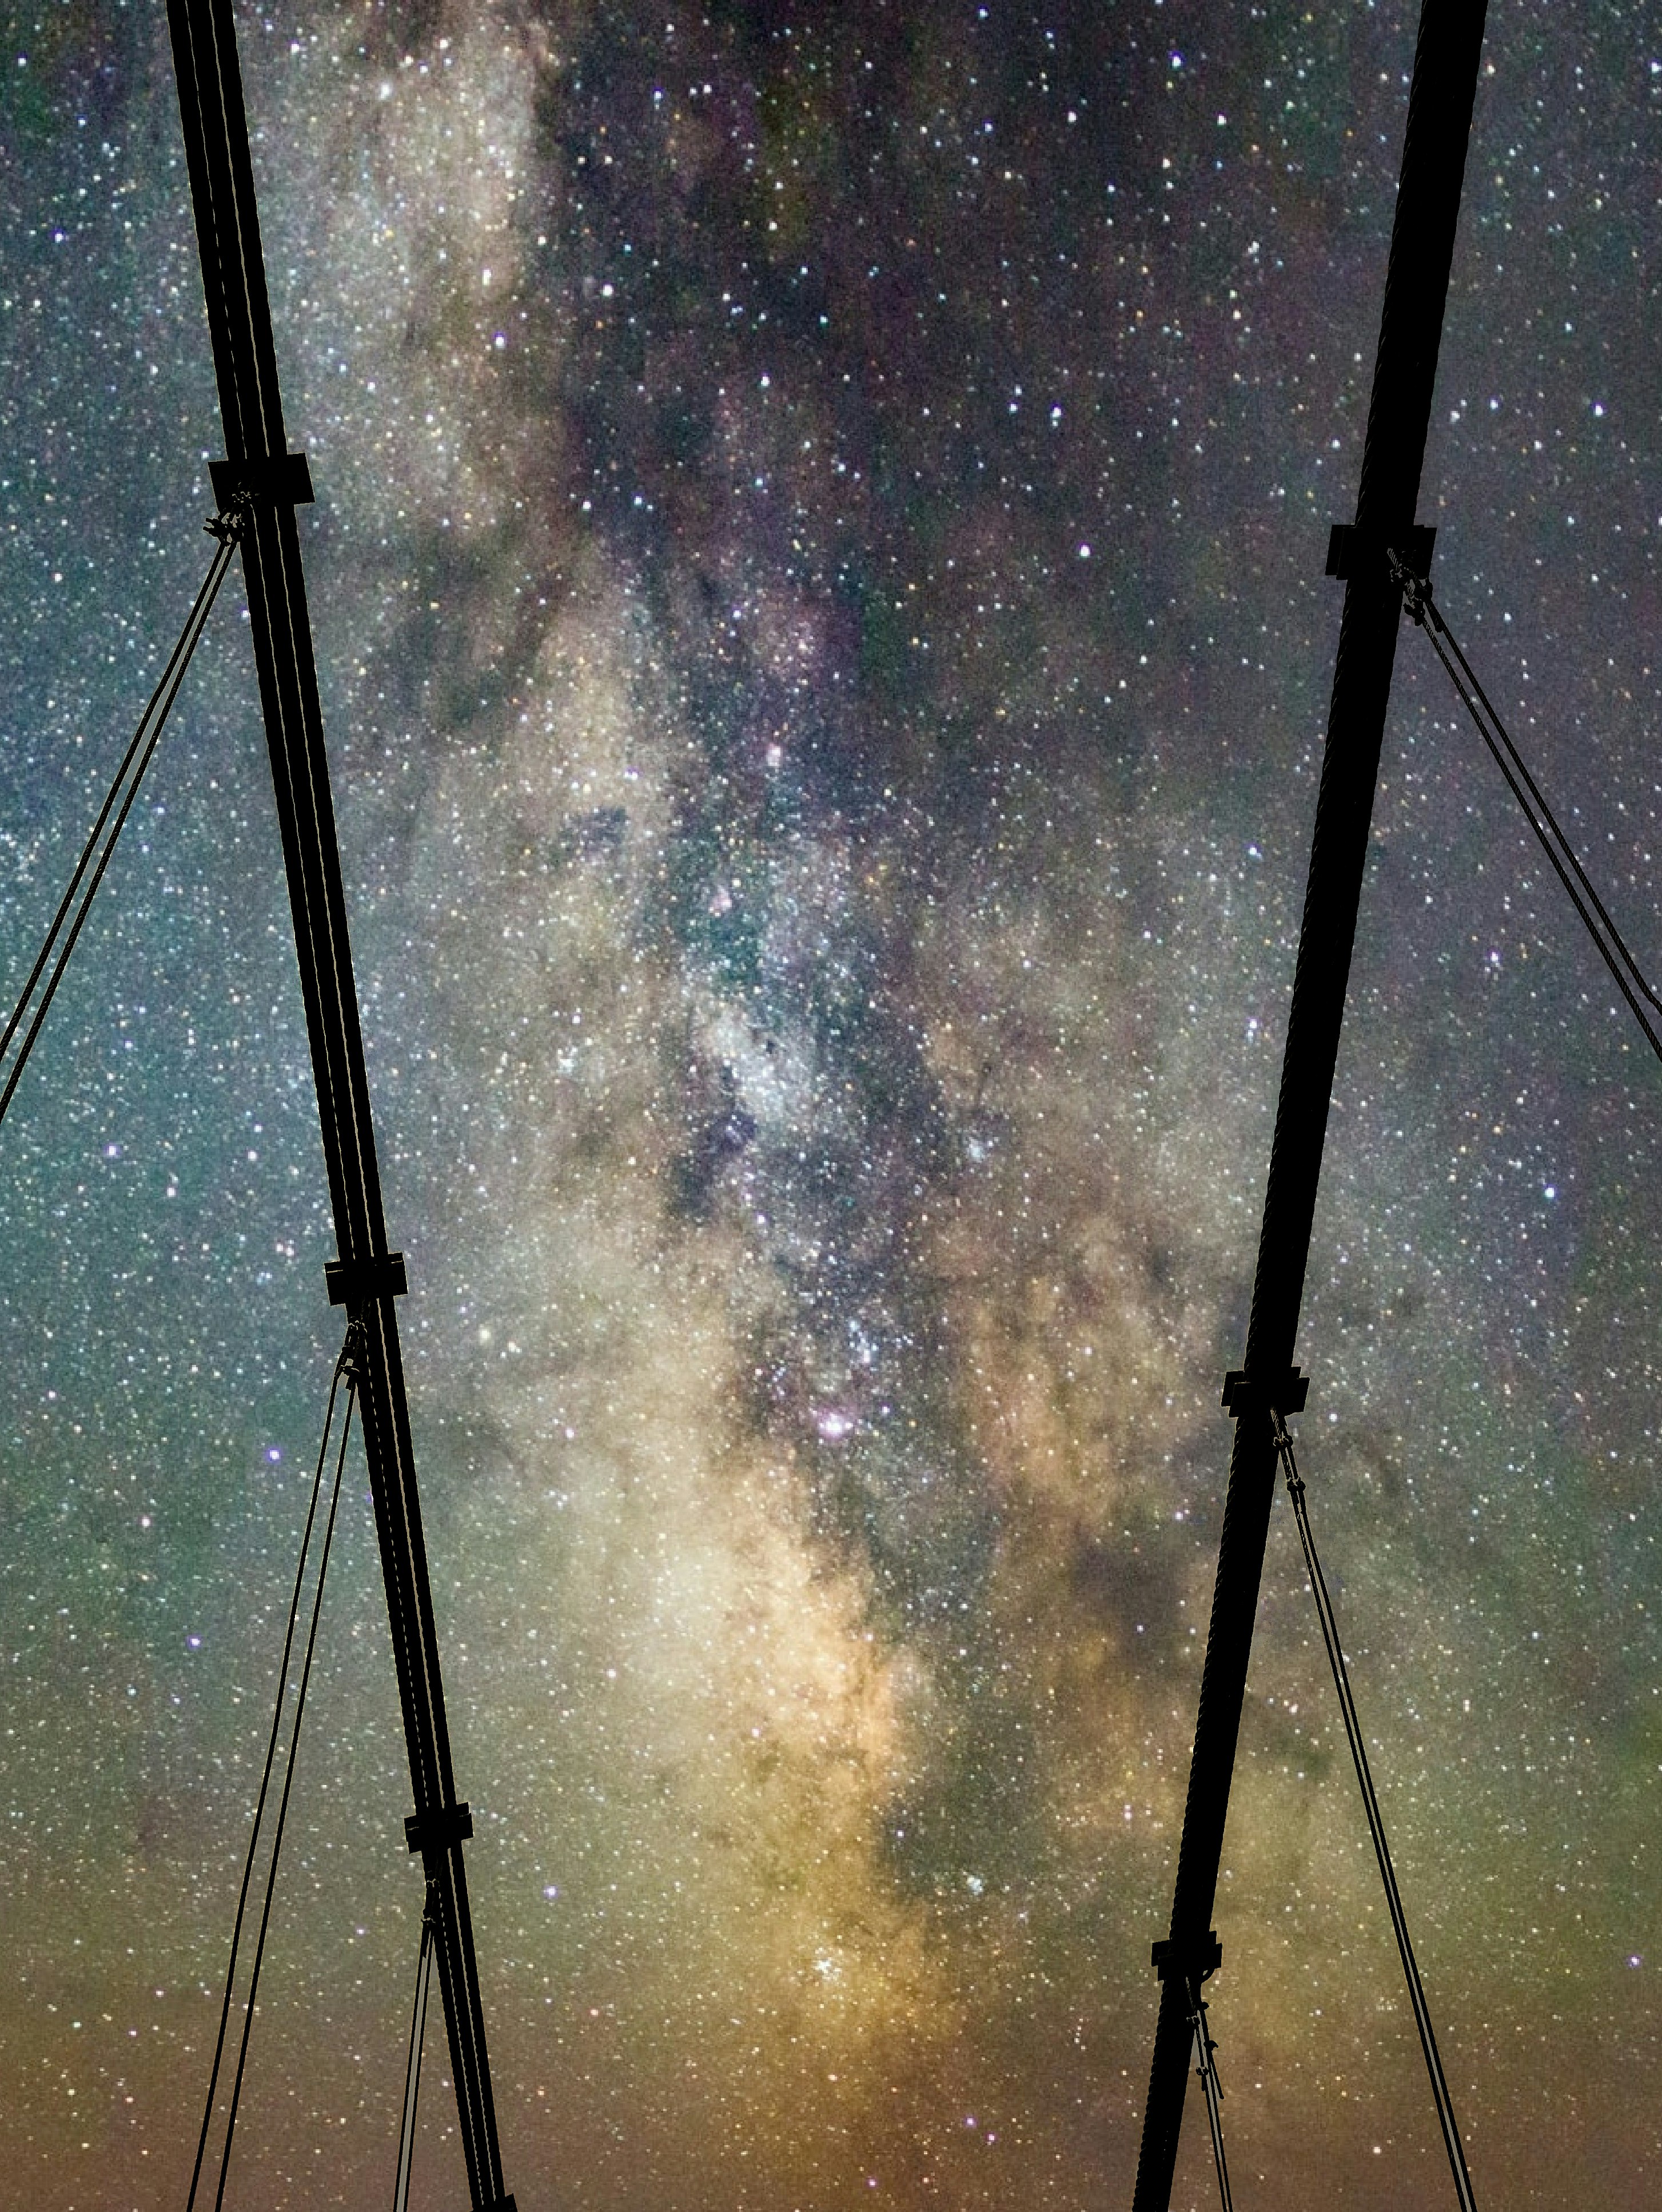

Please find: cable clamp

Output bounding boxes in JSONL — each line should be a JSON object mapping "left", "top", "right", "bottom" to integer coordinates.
{"left": 204, "top": 487, "right": 255, "bottom": 546}
{"left": 405, "top": 1800, "right": 473, "bottom": 1864}
{"left": 337, "top": 1314, "right": 369, "bottom": 1386}
{"left": 208, "top": 450, "right": 315, "bottom": 510}
{"left": 1386, "top": 544, "right": 1437, "bottom": 628}
{"left": 1152, "top": 1930, "right": 1222, "bottom": 1984}
{"left": 1221, "top": 1368, "right": 1307, "bottom": 1419}
{"left": 1326, "top": 519, "right": 1434, "bottom": 586}
{"left": 325, "top": 1249, "right": 409, "bottom": 1308}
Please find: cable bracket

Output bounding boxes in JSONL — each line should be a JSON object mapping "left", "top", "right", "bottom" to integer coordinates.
{"left": 1326, "top": 519, "right": 1434, "bottom": 585}
{"left": 208, "top": 449, "right": 315, "bottom": 509}
{"left": 203, "top": 488, "right": 254, "bottom": 547}
{"left": 405, "top": 1799, "right": 473, "bottom": 1866}
{"left": 1221, "top": 1368, "right": 1308, "bottom": 1419}
{"left": 1151, "top": 1930, "right": 1222, "bottom": 1985}
{"left": 325, "top": 1249, "right": 408, "bottom": 1308}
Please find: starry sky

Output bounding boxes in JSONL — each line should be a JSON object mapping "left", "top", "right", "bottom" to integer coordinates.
{"left": 2, "top": 2, "right": 1662, "bottom": 2206}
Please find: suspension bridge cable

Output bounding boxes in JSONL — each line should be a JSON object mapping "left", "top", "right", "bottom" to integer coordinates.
{"left": 1388, "top": 548, "right": 1662, "bottom": 1065}
{"left": 1270, "top": 1407, "right": 1478, "bottom": 2212}
{"left": 0, "top": 499, "right": 248, "bottom": 1136}
{"left": 185, "top": 1320, "right": 361, "bottom": 2212}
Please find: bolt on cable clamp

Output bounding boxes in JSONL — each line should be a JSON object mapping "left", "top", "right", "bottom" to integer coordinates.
{"left": 1220, "top": 1368, "right": 1308, "bottom": 1420}
{"left": 204, "top": 488, "right": 255, "bottom": 546}
{"left": 337, "top": 1316, "right": 369, "bottom": 1385}
{"left": 1151, "top": 1929, "right": 1222, "bottom": 1985}
{"left": 1387, "top": 545, "right": 1432, "bottom": 625}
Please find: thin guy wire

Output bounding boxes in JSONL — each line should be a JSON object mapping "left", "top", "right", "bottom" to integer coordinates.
{"left": 1389, "top": 549, "right": 1662, "bottom": 1063}
{"left": 1271, "top": 1408, "right": 1478, "bottom": 2212}
{"left": 1418, "top": 606, "right": 1662, "bottom": 1051}
{"left": 1410, "top": 562, "right": 1662, "bottom": 1017}
{"left": 213, "top": 1344, "right": 360, "bottom": 2212}
{"left": 184, "top": 1333, "right": 349, "bottom": 2212}
{"left": 0, "top": 517, "right": 240, "bottom": 1071}
{"left": 1186, "top": 1975, "right": 1234, "bottom": 2212}
{"left": 0, "top": 512, "right": 245, "bottom": 1135}
{"left": 393, "top": 1887, "right": 439, "bottom": 2212}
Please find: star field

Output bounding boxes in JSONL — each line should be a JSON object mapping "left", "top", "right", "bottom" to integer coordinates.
{"left": 4, "top": 3, "right": 1662, "bottom": 2207}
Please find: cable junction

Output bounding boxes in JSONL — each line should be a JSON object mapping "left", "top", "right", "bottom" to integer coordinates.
{"left": 0, "top": 498, "right": 250, "bottom": 1137}
{"left": 185, "top": 1318, "right": 362, "bottom": 2212}
{"left": 1149, "top": 1928, "right": 1233, "bottom": 2212}
{"left": 1389, "top": 546, "right": 1662, "bottom": 1066}
{"left": 1270, "top": 1404, "right": 1478, "bottom": 2212}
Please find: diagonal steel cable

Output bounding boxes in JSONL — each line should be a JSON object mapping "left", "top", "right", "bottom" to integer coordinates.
{"left": 1390, "top": 547, "right": 1662, "bottom": 1063}
{"left": 1272, "top": 1407, "right": 1478, "bottom": 2212}
{"left": 186, "top": 1319, "right": 361, "bottom": 2212}
{"left": 0, "top": 500, "right": 249, "bottom": 1134}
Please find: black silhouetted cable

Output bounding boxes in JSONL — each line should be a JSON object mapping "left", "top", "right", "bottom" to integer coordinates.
{"left": 1134, "top": 6, "right": 1490, "bottom": 2194}
{"left": 186, "top": 1320, "right": 361, "bottom": 2212}
{"left": 393, "top": 1882, "right": 440, "bottom": 2212}
{"left": 1390, "top": 548, "right": 1662, "bottom": 1064}
{"left": 166, "top": 6, "right": 513, "bottom": 2194}
{"left": 1270, "top": 1406, "right": 1478, "bottom": 2212}
{"left": 0, "top": 500, "right": 248, "bottom": 1136}
{"left": 1185, "top": 1970, "right": 1234, "bottom": 2212}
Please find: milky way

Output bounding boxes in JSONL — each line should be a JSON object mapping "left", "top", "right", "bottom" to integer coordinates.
{"left": 3, "top": 3, "right": 1662, "bottom": 2207}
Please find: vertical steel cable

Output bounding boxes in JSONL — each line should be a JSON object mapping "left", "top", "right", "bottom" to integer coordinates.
{"left": 1135, "top": 9, "right": 1490, "bottom": 2197}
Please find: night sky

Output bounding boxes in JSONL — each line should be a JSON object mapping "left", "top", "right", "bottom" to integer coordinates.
{"left": 3, "top": 2, "right": 1661, "bottom": 2206}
